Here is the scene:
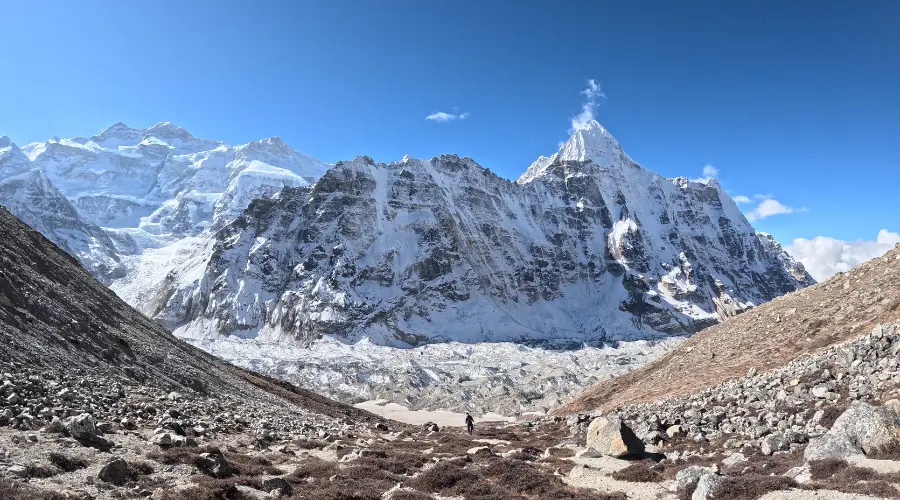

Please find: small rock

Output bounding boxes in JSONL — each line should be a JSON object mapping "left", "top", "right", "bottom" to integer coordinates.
{"left": 375, "top": 422, "right": 389, "bottom": 431}
{"left": 197, "top": 452, "right": 236, "bottom": 478}
{"left": 467, "top": 446, "right": 493, "bottom": 458}
{"left": 6, "top": 464, "right": 28, "bottom": 478}
{"left": 760, "top": 435, "right": 787, "bottom": 456}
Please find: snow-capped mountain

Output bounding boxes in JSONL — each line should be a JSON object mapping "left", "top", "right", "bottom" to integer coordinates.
{"left": 0, "top": 136, "right": 123, "bottom": 282}
{"left": 22, "top": 123, "right": 329, "bottom": 236}
{"left": 141, "top": 120, "right": 814, "bottom": 346}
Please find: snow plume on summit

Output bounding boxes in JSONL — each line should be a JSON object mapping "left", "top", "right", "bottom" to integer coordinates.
{"left": 570, "top": 79, "right": 606, "bottom": 133}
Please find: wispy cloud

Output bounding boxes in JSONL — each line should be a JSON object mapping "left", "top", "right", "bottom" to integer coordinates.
{"left": 570, "top": 79, "right": 606, "bottom": 133}
{"left": 742, "top": 194, "right": 807, "bottom": 221}
{"left": 690, "top": 164, "right": 720, "bottom": 183}
{"left": 733, "top": 195, "right": 752, "bottom": 204}
{"left": 425, "top": 111, "right": 469, "bottom": 123}
{"left": 787, "top": 229, "right": 900, "bottom": 281}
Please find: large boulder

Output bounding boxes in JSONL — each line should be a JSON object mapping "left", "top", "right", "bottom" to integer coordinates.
{"left": 692, "top": 473, "right": 727, "bottom": 500}
{"left": 67, "top": 413, "right": 98, "bottom": 441}
{"left": 97, "top": 458, "right": 128, "bottom": 486}
{"left": 805, "top": 401, "right": 900, "bottom": 461}
{"left": 676, "top": 465, "right": 716, "bottom": 491}
{"left": 585, "top": 414, "right": 644, "bottom": 457}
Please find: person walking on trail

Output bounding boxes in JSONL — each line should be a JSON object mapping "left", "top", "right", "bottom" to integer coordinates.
{"left": 465, "top": 412, "right": 475, "bottom": 435}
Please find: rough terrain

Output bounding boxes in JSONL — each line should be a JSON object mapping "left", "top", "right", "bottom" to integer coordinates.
{"left": 562, "top": 245, "right": 900, "bottom": 414}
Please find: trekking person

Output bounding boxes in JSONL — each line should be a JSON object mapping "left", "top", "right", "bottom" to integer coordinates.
{"left": 465, "top": 412, "right": 474, "bottom": 435}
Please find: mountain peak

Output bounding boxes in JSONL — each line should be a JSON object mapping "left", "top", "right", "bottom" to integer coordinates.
{"left": 145, "top": 122, "right": 192, "bottom": 138}
{"left": 558, "top": 120, "right": 623, "bottom": 163}
{"left": 0, "top": 136, "right": 15, "bottom": 149}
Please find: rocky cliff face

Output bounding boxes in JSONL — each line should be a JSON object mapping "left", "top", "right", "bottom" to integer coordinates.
{"left": 151, "top": 121, "right": 813, "bottom": 346}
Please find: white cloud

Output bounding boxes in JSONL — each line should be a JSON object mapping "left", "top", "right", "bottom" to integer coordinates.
{"left": 425, "top": 111, "right": 469, "bottom": 123}
{"left": 733, "top": 195, "right": 752, "bottom": 204}
{"left": 570, "top": 79, "right": 606, "bottom": 133}
{"left": 746, "top": 199, "right": 796, "bottom": 221}
{"left": 690, "top": 164, "right": 720, "bottom": 183}
{"left": 741, "top": 194, "right": 807, "bottom": 221}
{"left": 786, "top": 229, "right": 900, "bottom": 281}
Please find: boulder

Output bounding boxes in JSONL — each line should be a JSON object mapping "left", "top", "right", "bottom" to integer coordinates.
{"left": 67, "top": 413, "right": 97, "bottom": 441}
{"left": 804, "top": 401, "right": 900, "bottom": 460}
{"left": 692, "top": 473, "right": 727, "bottom": 500}
{"left": 675, "top": 465, "right": 716, "bottom": 491}
{"left": 98, "top": 458, "right": 128, "bottom": 486}
{"left": 760, "top": 435, "right": 788, "bottom": 456}
{"left": 721, "top": 452, "right": 748, "bottom": 468}
{"left": 585, "top": 414, "right": 644, "bottom": 457}
{"left": 197, "top": 452, "right": 235, "bottom": 478}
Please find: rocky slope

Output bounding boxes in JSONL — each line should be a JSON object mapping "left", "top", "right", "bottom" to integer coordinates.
{"left": 0, "top": 205, "right": 373, "bottom": 421}
{"left": 560, "top": 244, "right": 900, "bottom": 414}
{"left": 148, "top": 121, "right": 813, "bottom": 346}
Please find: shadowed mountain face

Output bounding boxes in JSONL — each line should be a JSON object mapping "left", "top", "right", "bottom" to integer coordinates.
{"left": 0, "top": 206, "right": 374, "bottom": 420}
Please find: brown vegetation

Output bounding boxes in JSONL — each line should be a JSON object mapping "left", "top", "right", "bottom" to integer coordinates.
{"left": 559, "top": 247, "right": 900, "bottom": 413}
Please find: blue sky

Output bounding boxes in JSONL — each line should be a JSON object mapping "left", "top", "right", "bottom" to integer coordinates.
{"left": 1, "top": 0, "right": 898, "bottom": 276}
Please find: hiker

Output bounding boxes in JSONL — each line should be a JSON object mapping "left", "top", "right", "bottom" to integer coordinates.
{"left": 465, "top": 412, "right": 474, "bottom": 435}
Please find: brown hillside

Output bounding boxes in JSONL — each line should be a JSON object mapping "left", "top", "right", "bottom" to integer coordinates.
{"left": 0, "top": 206, "right": 376, "bottom": 422}
{"left": 558, "top": 244, "right": 900, "bottom": 414}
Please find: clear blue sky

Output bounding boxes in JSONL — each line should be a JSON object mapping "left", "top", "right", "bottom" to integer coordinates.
{"left": 1, "top": 0, "right": 898, "bottom": 245}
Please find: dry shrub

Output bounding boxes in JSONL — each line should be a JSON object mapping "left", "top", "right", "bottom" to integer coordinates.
{"left": 475, "top": 426, "right": 522, "bottom": 442}
{"left": 155, "top": 476, "right": 263, "bottom": 500}
{"left": 26, "top": 462, "right": 59, "bottom": 478}
{"left": 354, "top": 450, "right": 430, "bottom": 475}
{"left": 818, "top": 405, "right": 845, "bottom": 429}
{"left": 290, "top": 474, "right": 395, "bottom": 500}
{"left": 431, "top": 434, "right": 479, "bottom": 455}
{"left": 407, "top": 460, "right": 481, "bottom": 494}
{"left": 48, "top": 452, "right": 88, "bottom": 472}
{"left": 809, "top": 458, "right": 848, "bottom": 480}
{"left": 127, "top": 459, "right": 156, "bottom": 479}
{"left": 482, "top": 458, "right": 626, "bottom": 500}
{"left": 869, "top": 441, "right": 900, "bottom": 459}
{"left": 0, "top": 479, "right": 68, "bottom": 500}
{"left": 294, "top": 439, "right": 330, "bottom": 450}
{"left": 732, "top": 448, "right": 805, "bottom": 476}
{"left": 146, "top": 445, "right": 217, "bottom": 465}
{"left": 610, "top": 461, "right": 664, "bottom": 482}
{"left": 286, "top": 457, "right": 340, "bottom": 482}
{"left": 713, "top": 474, "right": 797, "bottom": 500}
{"left": 223, "top": 450, "right": 282, "bottom": 476}
{"left": 542, "top": 447, "right": 575, "bottom": 459}
{"left": 388, "top": 489, "right": 434, "bottom": 500}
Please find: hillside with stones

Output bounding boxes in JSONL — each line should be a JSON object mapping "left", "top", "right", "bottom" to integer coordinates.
{"left": 561, "top": 244, "right": 900, "bottom": 414}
